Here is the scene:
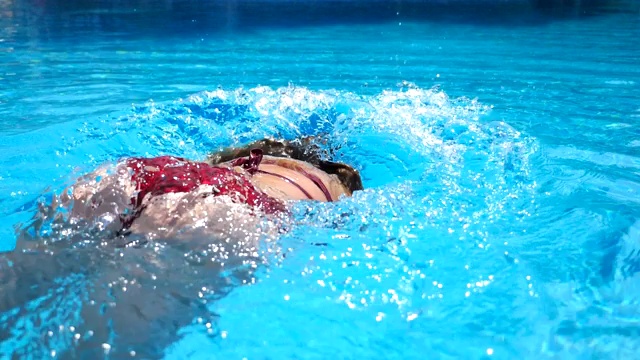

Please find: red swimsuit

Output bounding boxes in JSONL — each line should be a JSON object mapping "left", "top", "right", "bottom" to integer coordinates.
{"left": 120, "top": 155, "right": 286, "bottom": 230}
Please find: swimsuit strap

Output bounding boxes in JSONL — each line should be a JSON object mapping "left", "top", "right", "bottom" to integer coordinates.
{"left": 291, "top": 167, "right": 334, "bottom": 202}
{"left": 260, "top": 158, "right": 334, "bottom": 202}
{"left": 255, "top": 169, "right": 314, "bottom": 200}
{"left": 230, "top": 148, "right": 263, "bottom": 174}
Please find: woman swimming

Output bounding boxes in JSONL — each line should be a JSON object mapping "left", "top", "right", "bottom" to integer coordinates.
{"left": 69, "top": 137, "right": 363, "bottom": 241}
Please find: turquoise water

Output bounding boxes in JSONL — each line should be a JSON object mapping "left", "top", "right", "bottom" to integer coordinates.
{"left": 1, "top": 0, "right": 640, "bottom": 359}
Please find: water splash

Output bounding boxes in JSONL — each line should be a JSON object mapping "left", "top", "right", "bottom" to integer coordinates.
{"left": 4, "top": 84, "right": 540, "bottom": 359}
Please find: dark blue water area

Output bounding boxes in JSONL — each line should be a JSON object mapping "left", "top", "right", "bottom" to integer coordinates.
{"left": 4, "top": 0, "right": 635, "bottom": 41}
{"left": 1, "top": 0, "right": 640, "bottom": 359}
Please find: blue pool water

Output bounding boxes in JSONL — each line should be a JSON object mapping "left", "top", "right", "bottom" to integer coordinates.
{"left": 1, "top": 0, "right": 640, "bottom": 358}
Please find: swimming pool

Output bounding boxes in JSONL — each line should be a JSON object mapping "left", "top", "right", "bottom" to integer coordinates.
{"left": 1, "top": 0, "right": 639, "bottom": 358}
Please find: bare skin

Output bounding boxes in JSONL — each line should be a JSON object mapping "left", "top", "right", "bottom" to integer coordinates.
{"left": 229, "top": 155, "right": 352, "bottom": 202}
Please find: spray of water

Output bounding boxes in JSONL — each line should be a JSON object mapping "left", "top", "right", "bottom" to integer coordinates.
{"left": 3, "top": 83, "right": 538, "bottom": 358}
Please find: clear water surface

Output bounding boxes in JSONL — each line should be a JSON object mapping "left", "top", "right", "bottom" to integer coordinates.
{"left": 0, "top": 0, "right": 639, "bottom": 359}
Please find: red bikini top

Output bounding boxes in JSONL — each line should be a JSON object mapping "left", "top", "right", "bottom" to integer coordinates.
{"left": 120, "top": 150, "right": 333, "bottom": 232}
{"left": 125, "top": 155, "right": 286, "bottom": 215}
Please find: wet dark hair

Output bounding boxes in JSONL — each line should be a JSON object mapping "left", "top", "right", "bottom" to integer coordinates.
{"left": 206, "top": 137, "right": 364, "bottom": 194}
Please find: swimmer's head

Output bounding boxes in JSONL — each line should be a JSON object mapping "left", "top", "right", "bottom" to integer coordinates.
{"left": 206, "top": 137, "right": 363, "bottom": 200}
